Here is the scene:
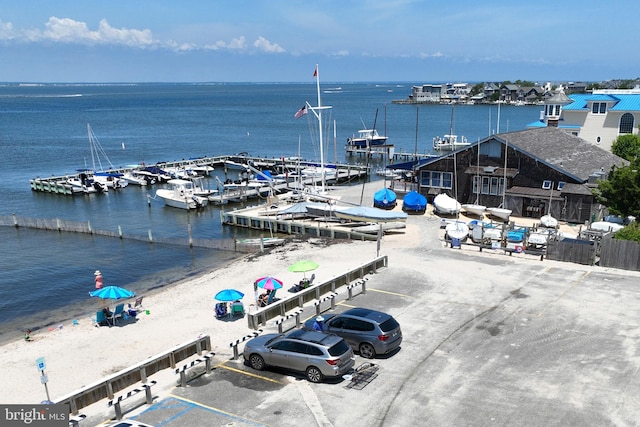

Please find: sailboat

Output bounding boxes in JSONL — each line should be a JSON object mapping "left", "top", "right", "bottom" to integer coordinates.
{"left": 462, "top": 139, "right": 486, "bottom": 217}
{"left": 299, "top": 64, "right": 334, "bottom": 199}
{"left": 486, "top": 111, "right": 512, "bottom": 222}
{"left": 540, "top": 182, "right": 558, "bottom": 228}
{"left": 83, "top": 124, "right": 128, "bottom": 190}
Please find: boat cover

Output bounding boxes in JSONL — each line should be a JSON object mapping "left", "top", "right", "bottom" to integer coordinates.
{"left": 403, "top": 191, "right": 427, "bottom": 212}
{"left": 373, "top": 188, "right": 397, "bottom": 209}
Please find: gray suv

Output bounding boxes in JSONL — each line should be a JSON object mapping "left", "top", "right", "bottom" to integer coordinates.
{"left": 304, "top": 308, "right": 402, "bottom": 358}
{"left": 243, "top": 329, "right": 355, "bottom": 383}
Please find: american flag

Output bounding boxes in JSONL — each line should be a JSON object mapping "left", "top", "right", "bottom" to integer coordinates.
{"left": 294, "top": 105, "right": 307, "bottom": 119}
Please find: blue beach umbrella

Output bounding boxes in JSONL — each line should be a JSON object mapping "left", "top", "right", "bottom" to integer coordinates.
{"left": 89, "top": 285, "right": 135, "bottom": 301}
{"left": 215, "top": 289, "right": 244, "bottom": 302}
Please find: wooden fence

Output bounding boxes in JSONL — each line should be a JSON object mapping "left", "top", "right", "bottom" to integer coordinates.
{"left": 546, "top": 239, "right": 597, "bottom": 265}
{"left": 599, "top": 237, "right": 640, "bottom": 271}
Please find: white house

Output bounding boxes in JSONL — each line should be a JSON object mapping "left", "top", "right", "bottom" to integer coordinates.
{"left": 528, "top": 86, "right": 640, "bottom": 152}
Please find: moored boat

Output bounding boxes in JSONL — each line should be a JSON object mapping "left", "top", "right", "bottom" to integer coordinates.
{"left": 155, "top": 179, "right": 208, "bottom": 209}
{"left": 445, "top": 221, "right": 470, "bottom": 241}
{"left": 346, "top": 129, "right": 388, "bottom": 148}
{"left": 432, "top": 134, "right": 471, "bottom": 151}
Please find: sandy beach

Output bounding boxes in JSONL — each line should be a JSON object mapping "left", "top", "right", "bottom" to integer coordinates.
{"left": 0, "top": 182, "right": 584, "bottom": 411}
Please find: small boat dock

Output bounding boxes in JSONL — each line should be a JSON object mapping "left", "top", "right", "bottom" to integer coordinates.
{"left": 29, "top": 155, "right": 370, "bottom": 202}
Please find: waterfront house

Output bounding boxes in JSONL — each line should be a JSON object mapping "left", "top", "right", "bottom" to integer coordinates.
{"left": 411, "top": 127, "right": 626, "bottom": 224}
{"left": 528, "top": 86, "right": 640, "bottom": 152}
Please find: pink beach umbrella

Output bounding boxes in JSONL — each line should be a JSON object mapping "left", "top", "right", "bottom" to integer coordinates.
{"left": 255, "top": 276, "right": 284, "bottom": 291}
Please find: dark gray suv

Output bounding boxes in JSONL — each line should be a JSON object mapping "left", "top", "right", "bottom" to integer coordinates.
{"left": 304, "top": 308, "right": 402, "bottom": 358}
{"left": 243, "top": 328, "right": 355, "bottom": 382}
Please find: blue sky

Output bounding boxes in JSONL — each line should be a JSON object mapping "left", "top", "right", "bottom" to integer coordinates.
{"left": 0, "top": 0, "right": 637, "bottom": 83}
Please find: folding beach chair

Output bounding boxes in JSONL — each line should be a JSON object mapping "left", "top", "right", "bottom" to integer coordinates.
{"left": 133, "top": 296, "right": 144, "bottom": 310}
{"left": 95, "top": 310, "right": 112, "bottom": 327}
{"left": 231, "top": 302, "right": 245, "bottom": 317}
{"left": 112, "top": 304, "right": 125, "bottom": 325}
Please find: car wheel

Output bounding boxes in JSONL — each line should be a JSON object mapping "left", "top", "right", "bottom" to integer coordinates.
{"left": 359, "top": 343, "right": 376, "bottom": 359}
{"left": 306, "top": 366, "right": 324, "bottom": 383}
{"left": 249, "top": 354, "right": 265, "bottom": 370}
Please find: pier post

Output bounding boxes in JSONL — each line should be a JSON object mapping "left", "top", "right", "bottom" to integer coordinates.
{"left": 148, "top": 229, "right": 153, "bottom": 243}
{"left": 118, "top": 226, "right": 123, "bottom": 239}
{"left": 12, "top": 213, "right": 18, "bottom": 227}
{"left": 57, "top": 218, "right": 61, "bottom": 232}
{"left": 188, "top": 223, "right": 193, "bottom": 248}
{"left": 88, "top": 221, "right": 92, "bottom": 234}
{"left": 147, "top": 194, "right": 151, "bottom": 207}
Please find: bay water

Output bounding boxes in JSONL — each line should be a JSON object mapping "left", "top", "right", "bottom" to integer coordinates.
{"left": 0, "top": 82, "right": 539, "bottom": 341}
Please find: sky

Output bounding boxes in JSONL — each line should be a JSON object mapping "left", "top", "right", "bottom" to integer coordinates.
{"left": 0, "top": 0, "right": 638, "bottom": 83}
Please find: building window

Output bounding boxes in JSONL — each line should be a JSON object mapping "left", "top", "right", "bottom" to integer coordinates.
{"left": 420, "top": 170, "right": 453, "bottom": 189}
{"left": 542, "top": 180, "right": 552, "bottom": 190}
{"left": 591, "top": 102, "right": 607, "bottom": 114}
{"left": 479, "top": 176, "right": 505, "bottom": 195}
{"left": 620, "top": 113, "right": 634, "bottom": 134}
{"left": 557, "top": 181, "right": 566, "bottom": 190}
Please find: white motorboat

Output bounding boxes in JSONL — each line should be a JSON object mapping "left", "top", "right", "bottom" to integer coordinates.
{"left": 486, "top": 207, "right": 512, "bottom": 221}
{"left": 527, "top": 232, "right": 549, "bottom": 247}
{"left": 462, "top": 204, "right": 486, "bottom": 217}
{"left": 432, "top": 134, "right": 471, "bottom": 151}
{"left": 445, "top": 221, "right": 469, "bottom": 241}
{"left": 434, "top": 193, "right": 461, "bottom": 216}
{"left": 346, "top": 129, "right": 388, "bottom": 148}
{"left": 122, "top": 171, "right": 147, "bottom": 186}
{"left": 540, "top": 214, "right": 558, "bottom": 228}
{"left": 155, "top": 179, "right": 208, "bottom": 210}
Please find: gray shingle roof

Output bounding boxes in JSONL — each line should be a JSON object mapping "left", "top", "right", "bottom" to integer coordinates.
{"left": 495, "top": 127, "right": 627, "bottom": 182}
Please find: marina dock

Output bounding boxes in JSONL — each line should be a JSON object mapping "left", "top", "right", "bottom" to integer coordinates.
{"left": 29, "top": 154, "right": 370, "bottom": 204}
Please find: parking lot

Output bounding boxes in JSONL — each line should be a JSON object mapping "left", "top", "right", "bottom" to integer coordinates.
{"left": 94, "top": 239, "right": 640, "bottom": 427}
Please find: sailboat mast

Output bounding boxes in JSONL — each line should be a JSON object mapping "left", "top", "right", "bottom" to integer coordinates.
{"left": 314, "top": 64, "right": 325, "bottom": 193}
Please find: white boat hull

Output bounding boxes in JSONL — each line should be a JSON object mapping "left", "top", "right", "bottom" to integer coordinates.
{"left": 540, "top": 214, "right": 558, "bottom": 228}
{"left": 434, "top": 194, "right": 461, "bottom": 216}
{"left": 334, "top": 206, "right": 408, "bottom": 223}
{"left": 445, "top": 221, "right": 469, "bottom": 241}
{"left": 486, "top": 207, "right": 512, "bottom": 221}
{"left": 462, "top": 204, "right": 486, "bottom": 217}
{"left": 156, "top": 179, "right": 208, "bottom": 210}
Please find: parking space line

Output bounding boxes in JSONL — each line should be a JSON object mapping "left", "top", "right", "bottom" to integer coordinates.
{"left": 165, "top": 395, "right": 270, "bottom": 426}
{"left": 215, "top": 361, "right": 286, "bottom": 384}
{"left": 367, "top": 288, "right": 415, "bottom": 298}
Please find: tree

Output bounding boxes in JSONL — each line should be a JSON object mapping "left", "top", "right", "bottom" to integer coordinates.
{"left": 611, "top": 134, "right": 640, "bottom": 161}
{"left": 595, "top": 160, "right": 640, "bottom": 218}
{"left": 615, "top": 222, "right": 640, "bottom": 242}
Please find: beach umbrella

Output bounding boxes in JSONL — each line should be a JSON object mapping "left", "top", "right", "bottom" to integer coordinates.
{"left": 214, "top": 289, "right": 244, "bottom": 302}
{"left": 89, "top": 285, "right": 135, "bottom": 301}
{"left": 287, "top": 260, "right": 319, "bottom": 278}
{"left": 255, "top": 276, "right": 283, "bottom": 291}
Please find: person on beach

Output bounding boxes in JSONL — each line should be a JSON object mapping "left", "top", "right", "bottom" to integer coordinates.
{"left": 94, "top": 270, "right": 103, "bottom": 289}
{"left": 24, "top": 329, "right": 33, "bottom": 342}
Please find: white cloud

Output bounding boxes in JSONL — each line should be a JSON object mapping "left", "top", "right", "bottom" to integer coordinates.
{"left": 0, "top": 16, "right": 155, "bottom": 47}
{"left": 253, "top": 36, "right": 284, "bottom": 53}
{"left": 0, "top": 19, "right": 16, "bottom": 40}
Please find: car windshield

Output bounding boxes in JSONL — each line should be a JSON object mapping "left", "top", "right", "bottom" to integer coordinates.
{"left": 327, "top": 339, "right": 350, "bottom": 356}
{"left": 379, "top": 317, "right": 400, "bottom": 333}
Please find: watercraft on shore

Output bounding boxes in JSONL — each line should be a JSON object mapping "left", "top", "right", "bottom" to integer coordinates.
{"left": 445, "top": 221, "right": 469, "bottom": 241}
{"left": 461, "top": 204, "right": 486, "bottom": 217}
{"left": 155, "top": 179, "right": 208, "bottom": 209}
{"left": 540, "top": 214, "right": 558, "bottom": 228}
{"left": 334, "top": 206, "right": 408, "bottom": 223}
{"left": 434, "top": 193, "right": 461, "bottom": 216}
{"left": 486, "top": 207, "right": 512, "bottom": 222}
{"left": 373, "top": 188, "right": 397, "bottom": 210}
{"left": 402, "top": 191, "right": 427, "bottom": 214}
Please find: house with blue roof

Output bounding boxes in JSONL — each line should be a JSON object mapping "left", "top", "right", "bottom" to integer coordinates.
{"left": 528, "top": 86, "right": 640, "bottom": 152}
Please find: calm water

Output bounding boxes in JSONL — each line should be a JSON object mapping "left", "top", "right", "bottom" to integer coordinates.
{"left": 0, "top": 82, "right": 539, "bottom": 339}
